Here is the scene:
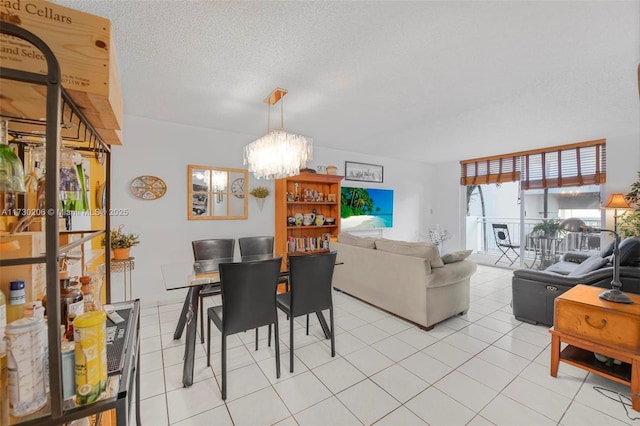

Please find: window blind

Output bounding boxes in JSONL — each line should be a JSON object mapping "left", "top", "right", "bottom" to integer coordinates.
{"left": 459, "top": 155, "right": 520, "bottom": 185}
{"left": 460, "top": 139, "right": 606, "bottom": 189}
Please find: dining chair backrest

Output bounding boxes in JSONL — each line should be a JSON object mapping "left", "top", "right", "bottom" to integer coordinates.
{"left": 192, "top": 238, "right": 235, "bottom": 261}
{"left": 238, "top": 236, "right": 274, "bottom": 257}
{"left": 219, "top": 257, "right": 282, "bottom": 336}
{"left": 288, "top": 251, "right": 337, "bottom": 316}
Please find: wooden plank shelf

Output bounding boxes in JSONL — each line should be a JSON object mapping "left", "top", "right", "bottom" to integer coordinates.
{"left": 560, "top": 345, "right": 632, "bottom": 383}
{"left": 287, "top": 202, "right": 338, "bottom": 205}
{"left": 288, "top": 249, "right": 330, "bottom": 255}
{"left": 287, "top": 225, "right": 338, "bottom": 229}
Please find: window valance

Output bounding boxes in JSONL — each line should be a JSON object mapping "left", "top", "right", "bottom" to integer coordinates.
{"left": 460, "top": 139, "right": 606, "bottom": 189}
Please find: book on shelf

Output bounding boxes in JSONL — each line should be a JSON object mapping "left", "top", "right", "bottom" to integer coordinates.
{"left": 287, "top": 233, "right": 332, "bottom": 253}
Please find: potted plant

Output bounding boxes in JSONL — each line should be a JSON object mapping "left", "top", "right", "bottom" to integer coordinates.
{"left": 250, "top": 186, "right": 270, "bottom": 211}
{"left": 618, "top": 171, "right": 640, "bottom": 238}
{"left": 102, "top": 224, "right": 139, "bottom": 260}
{"left": 532, "top": 219, "right": 562, "bottom": 237}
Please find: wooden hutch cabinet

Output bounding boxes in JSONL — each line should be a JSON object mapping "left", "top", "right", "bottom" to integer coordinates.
{"left": 274, "top": 173, "right": 344, "bottom": 265}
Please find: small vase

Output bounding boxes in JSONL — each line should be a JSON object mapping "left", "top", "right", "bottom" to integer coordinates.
{"left": 113, "top": 247, "right": 131, "bottom": 260}
{"left": 254, "top": 197, "right": 266, "bottom": 212}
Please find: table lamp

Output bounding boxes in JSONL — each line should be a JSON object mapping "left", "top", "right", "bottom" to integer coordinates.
{"left": 560, "top": 218, "right": 633, "bottom": 304}
{"left": 602, "top": 193, "right": 631, "bottom": 232}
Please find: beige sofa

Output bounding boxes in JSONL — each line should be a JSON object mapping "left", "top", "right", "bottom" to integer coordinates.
{"left": 330, "top": 234, "right": 477, "bottom": 330}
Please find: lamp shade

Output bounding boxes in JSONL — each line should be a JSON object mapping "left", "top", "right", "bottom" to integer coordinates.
{"left": 603, "top": 193, "right": 631, "bottom": 209}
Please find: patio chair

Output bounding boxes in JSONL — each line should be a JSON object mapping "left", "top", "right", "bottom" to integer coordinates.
{"left": 492, "top": 224, "right": 520, "bottom": 266}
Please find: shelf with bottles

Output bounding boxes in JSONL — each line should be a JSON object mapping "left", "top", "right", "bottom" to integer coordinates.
{"left": 287, "top": 224, "right": 338, "bottom": 230}
{"left": 286, "top": 201, "right": 338, "bottom": 206}
{"left": 0, "top": 21, "right": 118, "bottom": 426}
{"left": 6, "top": 300, "right": 140, "bottom": 426}
{"left": 275, "top": 172, "right": 343, "bottom": 267}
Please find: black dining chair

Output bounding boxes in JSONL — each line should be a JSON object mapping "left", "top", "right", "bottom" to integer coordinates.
{"left": 206, "top": 257, "right": 282, "bottom": 400}
{"left": 276, "top": 251, "right": 337, "bottom": 373}
{"left": 238, "top": 236, "right": 274, "bottom": 258}
{"left": 238, "top": 236, "right": 276, "bottom": 349}
{"left": 239, "top": 234, "right": 290, "bottom": 299}
{"left": 492, "top": 224, "right": 520, "bottom": 266}
{"left": 192, "top": 238, "right": 235, "bottom": 343}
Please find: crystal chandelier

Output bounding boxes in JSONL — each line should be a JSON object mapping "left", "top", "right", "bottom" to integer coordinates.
{"left": 244, "top": 88, "right": 313, "bottom": 180}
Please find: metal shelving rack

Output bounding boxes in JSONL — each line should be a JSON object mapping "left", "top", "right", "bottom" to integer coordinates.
{"left": 1, "top": 23, "right": 139, "bottom": 425}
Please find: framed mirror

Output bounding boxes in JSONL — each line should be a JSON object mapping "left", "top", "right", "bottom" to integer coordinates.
{"left": 187, "top": 165, "right": 248, "bottom": 220}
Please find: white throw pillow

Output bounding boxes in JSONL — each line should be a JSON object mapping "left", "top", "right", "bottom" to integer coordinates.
{"left": 441, "top": 250, "right": 472, "bottom": 264}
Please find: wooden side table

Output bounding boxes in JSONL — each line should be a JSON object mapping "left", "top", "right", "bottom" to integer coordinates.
{"left": 549, "top": 284, "right": 640, "bottom": 411}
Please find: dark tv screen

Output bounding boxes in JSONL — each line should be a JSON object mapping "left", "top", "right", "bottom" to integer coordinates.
{"left": 341, "top": 187, "right": 394, "bottom": 230}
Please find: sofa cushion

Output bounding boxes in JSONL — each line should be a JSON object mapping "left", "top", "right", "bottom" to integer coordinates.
{"left": 619, "top": 237, "right": 640, "bottom": 266}
{"left": 441, "top": 249, "right": 472, "bottom": 264}
{"left": 375, "top": 238, "right": 444, "bottom": 268}
{"left": 545, "top": 262, "right": 579, "bottom": 275}
{"left": 600, "top": 239, "right": 616, "bottom": 257}
{"left": 568, "top": 253, "right": 608, "bottom": 276}
{"left": 338, "top": 232, "right": 376, "bottom": 249}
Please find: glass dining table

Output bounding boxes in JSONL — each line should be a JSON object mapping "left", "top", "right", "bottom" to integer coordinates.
{"left": 160, "top": 255, "right": 331, "bottom": 387}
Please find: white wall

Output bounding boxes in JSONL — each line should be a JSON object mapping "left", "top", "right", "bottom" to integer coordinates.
{"left": 431, "top": 161, "right": 463, "bottom": 252}
{"left": 111, "top": 115, "right": 432, "bottom": 306}
{"left": 308, "top": 148, "right": 431, "bottom": 242}
{"left": 602, "top": 134, "right": 640, "bottom": 230}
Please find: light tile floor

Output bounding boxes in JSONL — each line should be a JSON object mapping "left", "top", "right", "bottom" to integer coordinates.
{"left": 134, "top": 265, "right": 640, "bottom": 425}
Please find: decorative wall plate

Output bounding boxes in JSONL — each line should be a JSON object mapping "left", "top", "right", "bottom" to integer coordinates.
{"left": 130, "top": 175, "right": 167, "bottom": 200}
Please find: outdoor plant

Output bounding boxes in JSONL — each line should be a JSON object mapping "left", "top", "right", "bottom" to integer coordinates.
{"left": 250, "top": 186, "right": 270, "bottom": 198}
{"left": 102, "top": 224, "right": 140, "bottom": 248}
{"left": 532, "top": 219, "right": 562, "bottom": 237}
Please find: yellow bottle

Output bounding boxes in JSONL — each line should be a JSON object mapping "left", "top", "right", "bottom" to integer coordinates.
{"left": 6, "top": 280, "right": 26, "bottom": 323}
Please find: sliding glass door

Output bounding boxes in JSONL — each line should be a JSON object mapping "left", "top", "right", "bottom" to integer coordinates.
{"left": 463, "top": 139, "right": 606, "bottom": 269}
{"left": 465, "top": 182, "right": 602, "bottom": 269}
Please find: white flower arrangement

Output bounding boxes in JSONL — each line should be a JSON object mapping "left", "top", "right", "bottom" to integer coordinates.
{"left": 428, "top": 225, "right": 452, "bottom": 252}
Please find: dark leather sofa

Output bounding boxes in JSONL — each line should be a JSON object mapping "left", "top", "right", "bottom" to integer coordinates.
{"left": 512, "top": 237, "right": 640, "bottom": 326}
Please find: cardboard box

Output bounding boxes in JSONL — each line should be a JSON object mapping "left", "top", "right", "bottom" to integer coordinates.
{"left": 0, "top": 231, "right": 46, "bottom": 303}
{"left": 0, "top": 0, "right": 123, "bottom": 144}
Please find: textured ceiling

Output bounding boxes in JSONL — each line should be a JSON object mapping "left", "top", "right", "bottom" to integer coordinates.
{"left": 53, "top": 1, "right": 640, "bottom": 164}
